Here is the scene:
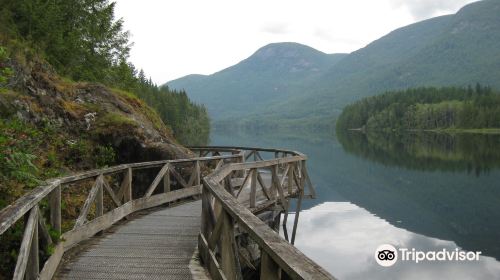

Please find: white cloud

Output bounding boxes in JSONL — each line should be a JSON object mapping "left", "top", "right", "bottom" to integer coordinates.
{"left": 113, "top": 0, "right": 478, "bottom": 84}
{"left": 388, "top": 0, "right": 479, "bottom": 19}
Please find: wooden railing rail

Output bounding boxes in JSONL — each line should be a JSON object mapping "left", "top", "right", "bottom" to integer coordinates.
{"left": 0, "top": 146, "right": 334, "bottom": 280}
{"left": 0, "top": 151, "right": 241, "bottom": 280}
{"left": 198, "top": 147, "right": 334, "bottom": 280}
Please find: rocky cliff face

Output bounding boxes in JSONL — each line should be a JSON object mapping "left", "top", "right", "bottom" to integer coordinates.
{"left": 0, "top": 56, "right": 191, "bottom": 166}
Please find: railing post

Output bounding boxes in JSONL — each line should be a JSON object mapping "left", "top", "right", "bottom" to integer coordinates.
{"left": 250, "top": 169, "right": 257, "bottom": 208}
{"left": 49, "top": 184, "right": 61, "bottom": 235}
{"left": 260, "top": 251, "right": 280, "bottom": 280}
{"left": 195, "top": 160, "right": 201, "bottom": 186}
{"left": 220, "top": 210, "right": 242, "bottom": 280}
{"left": 26, "top": 209, "right": 39, "bottom": 280}
{"left": 163, "top": 168, "right": 171, "bottom": 193}
{"left": 122, "top": 168, "right": 133, "bottom": 202}
{"left": 287, "top": 163, "right": 294, "bottom": 195}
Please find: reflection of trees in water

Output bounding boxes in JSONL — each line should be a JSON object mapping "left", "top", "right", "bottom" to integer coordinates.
{"left": 336, "top": 130, "right": 500, "bottom": 176}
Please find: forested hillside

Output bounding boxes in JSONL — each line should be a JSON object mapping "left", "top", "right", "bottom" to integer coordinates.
{"left": 167, "top": 42, "right": 346, "bottom": 123}
{"left": 336, "top": 85, "right": 500, "bottom": 131}
{"left": 168, "top": 0, "right": 500, "bottom": 130}
{"left": 0, "top": 0, "right": 209, "bottom": 144}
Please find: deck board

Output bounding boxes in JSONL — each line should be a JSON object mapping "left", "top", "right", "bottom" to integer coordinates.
{"left": 55, "top": 172, "right": 297, "bottom": 280}
{"left": 55, "top": 201, "right": 202, "bottom": 280}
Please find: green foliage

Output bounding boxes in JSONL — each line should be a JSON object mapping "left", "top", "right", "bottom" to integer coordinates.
{"left": 336, "top": 85, "right": 500, "bottom": 131}
{"left": 0, "top": 0, "right": 210, "bottom": 145}
{"left": 94, "top": 145, "right": 116, "bottom": 168}
{"left": 0, "top": 46, "right": 13, "bottom": 89}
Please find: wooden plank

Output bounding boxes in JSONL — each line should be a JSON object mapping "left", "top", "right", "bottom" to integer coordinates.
{"left": 187, "top": 161, "right": 199, "bottom": 188}
{"left": 102, "top": 177, "right": 122, "bottom": 207}
{"left": 169, "top": 166, "right": 189, "bottom": 188}
{"left": 195, "top": 160, "right": 201, "bottom": 186}
{"left": 13, "top": 207, "right": 38, "bottom": 280}
{"left": 220, "top": 210, "right": 241, "bottom": 280}
{"left": 0, "top": 182, "right": 58, "bottom": 235}
{"left": 62, "top": 185, "right": 202, "bottom": 250}
{"left": 287, "top": 163, "right": 294, "bottom": 194}
{"left": 291, "top": 192, "right": 303, "bottom": 245}
{"left": 144, "top": 163, "right": 170, "bottom": 197}
{"left": 260, "top": 251, "right": 280, "bottom": 280}
{"left": 163, "top": 170, "right": 171, "bottom": 193}
{"left": 235, "top": 171, "right": 252, "bottom": 198}
{"left": 302, "top": 164, "right": 316, "bottom": 198}
{"left": 203, "top": 178, "right": 335, "bottom": 280}
{"left": 256, "top": 172, "right": 271, "bottom": 200}
{"left": 208, "top": 214, "right": 224, "bottom": 250}
{"left": 49, "top": 184, "right": 61, "bottom": 235}
{"left": 199, "top": 234, "right": 228, "bottom": 280}
{"left": 210, "top": 155, "right": 305, "bottom": 183}
{"left": 123, "top": 168, "right": 133, "bottom": 202}
{"left": 272, "top": 166, "right": 288, "bottom": 211}
{"left": 38, "top": 242, "right": 63, "bottom": 280}
{"left": 26, "top": 209, "right": 39, "bottom": 280}
{"left": 250, "top": 169, "right": 257, "bottom": 208}
{"left": 74, "top": 175, "right": 103, "bottom": 228}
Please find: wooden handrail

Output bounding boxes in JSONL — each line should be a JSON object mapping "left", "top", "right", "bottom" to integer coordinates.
{"left": 198, "top": 147, "right": 334, "bottom": 279}
{"left": 0, "top": 146, "right": 332, "bottom": 280}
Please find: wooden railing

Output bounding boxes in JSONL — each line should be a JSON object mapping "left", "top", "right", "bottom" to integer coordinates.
{"left": 0, "top": 146, "right": 335, "bottom": 280}
{"left": 0, "top": 152, "right": 241, "bottom": 280}
{"left": 193, "top": 147, "right": 335, "bottom": 280}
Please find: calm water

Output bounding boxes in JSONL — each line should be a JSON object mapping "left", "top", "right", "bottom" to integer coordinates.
{"left": 210, "top": 130, "right": 500, "bottom": 280}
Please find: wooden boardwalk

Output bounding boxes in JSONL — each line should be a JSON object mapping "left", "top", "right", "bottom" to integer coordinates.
{"left": 56, "top": 201, "right": 202, "bottom": 280}
{"left": 0, "top": 146, "right": 334, "bottom": 280}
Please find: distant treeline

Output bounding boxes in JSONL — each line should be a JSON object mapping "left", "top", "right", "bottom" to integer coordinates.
{"left": 336, "top": 85, "right": 500, "bottom": 131}
{"left": 0, "top": 0, "right": 209, "bottom": 144}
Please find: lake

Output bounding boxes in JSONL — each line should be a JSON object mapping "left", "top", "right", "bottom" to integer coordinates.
{"left": 210, "top": 129, "right": 500, "bottom": 280}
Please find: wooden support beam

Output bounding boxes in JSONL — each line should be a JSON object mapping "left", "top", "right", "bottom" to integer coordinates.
{"left": 220, "top": 210, "right": 242, "bottom": 280}
{"left": 163, "top": 170, "right": 171, "bottom": 193}
{"left": 235, "top": 171, "right": 252, "bottom": 198}
{"left": 260, "top": 251, "right": 280, "bottom": 280}
{"left": 145, "top": 163, "right": 170, "bottom": 197}
{"left": 13, "top": 207, "right": 38, "bottom": 280}
{"left": 102, "top": 177, "right": 122, "bottom": 207}
{"left": 291, "top": 192, "right": 303, "bottom": 245}
{"left": 169, "top": 166, "right": 189, "bottom": 188}
{"left": 49, "top": 184, "right": 61, "bottom": 235}
{"left": 208, "top": 214, "right": 224, "bottom": 250}
{"left": 287, "top": 163, "right": 294, "bottom": 195}
{"left": 250, "top": 169, "right": 257, "bottom": 208}
{"left": 256, "top": 172, "right": 271, "bottom": 200}
{"left": 74, "top": 175, "right": 103, "bottom": 228}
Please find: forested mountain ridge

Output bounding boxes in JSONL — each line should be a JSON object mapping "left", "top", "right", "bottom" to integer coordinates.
{"left": 336, "top": 85, "right": 500, "bottom": 131}
{"left": 168, "top": 0, "right": 500, "bottom": 130}
{"left": 167, "top": 42, "right": 347, "bottom": 120}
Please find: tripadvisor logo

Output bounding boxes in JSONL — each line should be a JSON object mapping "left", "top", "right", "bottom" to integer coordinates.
{"left": 375, "top": 244, "right": 481, "bottom": 267}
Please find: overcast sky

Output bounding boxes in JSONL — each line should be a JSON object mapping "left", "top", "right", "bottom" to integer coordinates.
{"left": 114, "top": 0, "right": 479, "bottom": 84}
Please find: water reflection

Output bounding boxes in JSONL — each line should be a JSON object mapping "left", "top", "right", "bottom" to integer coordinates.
{"left": 336, "top": 130, "right": 500, "bottom": 176}
{"left": 286, "top": 202, "right": 500, "bottom": 280}
{"left": 211, "top": 129, "right": 500, "bottom": 279}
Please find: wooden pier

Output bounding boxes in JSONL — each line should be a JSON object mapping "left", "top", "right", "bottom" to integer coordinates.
{"left": 0, "top": 147, "right": 336, "bottom": 280}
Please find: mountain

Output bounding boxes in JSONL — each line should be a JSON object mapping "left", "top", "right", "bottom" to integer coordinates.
{"left": 167, "top": 0, "right": 500, "bottom": 130}
{"left": 167, "top": 42, "right": 347, "bottom": 120}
